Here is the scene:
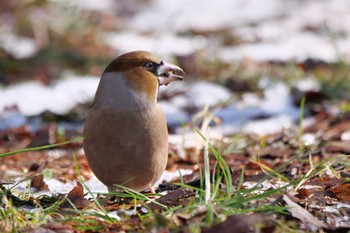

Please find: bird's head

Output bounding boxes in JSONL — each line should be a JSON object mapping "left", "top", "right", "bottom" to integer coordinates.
{"left": 102, "top": 51, "right": 185, "bottom": 102}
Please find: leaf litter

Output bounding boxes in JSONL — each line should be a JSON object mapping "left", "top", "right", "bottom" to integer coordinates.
{"left": 0, "top": 106, "right": 349, "bottom": 232}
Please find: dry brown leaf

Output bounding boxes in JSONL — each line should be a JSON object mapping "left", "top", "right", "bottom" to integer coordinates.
{"left": 61, "top": 181, "right": 90, "bottom": 209}
{"left": 330, "top": 183, "right": 350, "bottom": 201}
{"left": 296, "top": 188, "right": 312, "bottom": 199}
{"left": 30, "top": 174, "right": 49, "bottom": 191}
{"left": 147, "top": 187, "right": 195, "bottom": 210}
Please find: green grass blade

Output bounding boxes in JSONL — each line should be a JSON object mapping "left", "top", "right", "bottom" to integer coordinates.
{"left": 0, "top": 137, "right": 83, "bottom": 158}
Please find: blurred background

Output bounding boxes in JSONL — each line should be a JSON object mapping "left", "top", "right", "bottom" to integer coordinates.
{"left": 1, "top": 0, "right": 350, "bottom": 167}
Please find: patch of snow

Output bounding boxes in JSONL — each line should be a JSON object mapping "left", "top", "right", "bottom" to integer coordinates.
{"left": 301, "top": 133, "right": 317, "bottom": 146}
{"left": 45, "top": 177, "right": 107, "bottom": 196}
{"left": 220, "top": 33, "right": 339, "bottom": 62}
{"left": 261, "top": 82, "right": 300, "bottom": 118}
{"left": 104, "top": 32, "right": 196, "bottom": 56}
{"left": 84, "top": 175, "right": 109, "bottom": 193}
{"left": 208, "top": 124, "right": 238, "bottom": 137}
{"left": 224, "top": 0, "right": 350, "bottom": 63}
{"left": 302, "top": 117, "right": 317, "bottom": 129}
{"left": 1, "top": 82, "right": 51, "bottom": 116}
{"left": 216, "top": 105, "right": 265, "bottom": 126}
{"left": 45, "top": 178, "right": 76, "bottom": 194}
{"left": 292, "top": 0, "right": 350, "bottom": 34}
{"left": 160, "top": 101, "right": 190, "bottom": 126}
{"left": 242, "top": 115, "right": 294, "bottom": 135}
{"left": 337, "top": 37, "right": 350, "bottom": 61}
{"left": 169, "top": 95, "right": 189, "bottom": 109}
{"left": 214, "top": 81, "right": 299, "bottom": 136}
{"left": 0, "top": 33, "right": 38, "bottom": 59}
{"left": 300, "top": 185, "right": 322, "bottom": 191}
{"left": 341, "top": 131, "right": 350, "bottom": 141}
{"left": 154, "top": 169, "right": 193, "bottom": 187}
{"left": 58, "top": 170, "right": 194, "bottom": 195}
{"left": 323, "top": 203, "right": 350, "bottom": 214}
{"left": 295, "top": 77, "right": 321, "bottom": 92}
{"left": 129, "top": 0, "right": 285, "bottom": 33}
{"left": 0, "top": 108, "right": 27, "bottom": 130}
{"left": 243, "top": 180, "right": 290, "bottom": 194}
{"left": 159, "top": 80, "right": 187, "bottom": 93}
{"left": 0, "top": 75, "right": 99, "bottom": 116}
{"left": 169, "top": 133, "right": 199, "bottom": 149}
{"left": 106, "top": 211, "right": 122, "bottom": 221}
{"left": 186, "top": 81, "right": 232, "bottom": 108}
{"left": 74, "top": 0, "right": 114, "bottom": 12}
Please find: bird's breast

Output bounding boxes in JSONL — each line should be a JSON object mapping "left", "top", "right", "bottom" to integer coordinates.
{"left": 92, "top": 72, "right": 158, "bottom": 112}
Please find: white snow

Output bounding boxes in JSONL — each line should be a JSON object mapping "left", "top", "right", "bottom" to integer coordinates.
{"left": 129, "top": 0, "right": 285, "bottom": 33}
{"left": 0, "top": 34, "right": 38, "bottom": 59}
{"left": 160, "top": 101, "right": 189, "bottom": 126}
{"left": 0, "top": 75, "right": 99, "bottom": 116}
{"left": 186, "top": 81, "right": 232, "bottom": 108}
{"left": 104, "top": 32, "right": 196, "bottom": 56}
{"left": 75, "top": 0, "right": 114, "bottom": 12}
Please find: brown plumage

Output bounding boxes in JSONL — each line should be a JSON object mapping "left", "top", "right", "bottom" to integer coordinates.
{"left": 83, "top": 51, "right": 185, "bottom": 191}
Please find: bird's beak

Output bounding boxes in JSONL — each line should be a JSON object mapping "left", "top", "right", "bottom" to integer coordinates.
{"left": 157, "top": 60, "right": 185, "bottom": 86}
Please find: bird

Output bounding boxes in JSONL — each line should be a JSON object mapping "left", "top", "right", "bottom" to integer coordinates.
{"left": 83, "top": 51, "right": 185, "bottom": 192}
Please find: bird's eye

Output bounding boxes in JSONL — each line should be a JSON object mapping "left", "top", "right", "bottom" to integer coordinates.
{"left": 144, "top": 61, "right": 155, "bottom": 70}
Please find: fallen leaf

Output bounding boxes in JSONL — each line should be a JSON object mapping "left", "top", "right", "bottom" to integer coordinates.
{"left": 296, "top": 188, "right": 311, "bottom": 199}
{"left": 147, "top": 187, "right": 195, "bottom": 210}
{"left": 330, "top": 183, "right": 350, "bottom": 201}
{"left": 30, "top": 174, "right": 49, "bottom": 191}
{"left": 61, "top": 181, "right": 90, "bottom": 209}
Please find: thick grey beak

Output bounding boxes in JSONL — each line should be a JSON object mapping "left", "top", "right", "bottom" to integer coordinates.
{"left": 157, "top": 60, "right": 185, "bottom": 86}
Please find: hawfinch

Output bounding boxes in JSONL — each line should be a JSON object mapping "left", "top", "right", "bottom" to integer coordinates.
{"left": 83, "top": 51, "right": 185, "bottom": 191}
